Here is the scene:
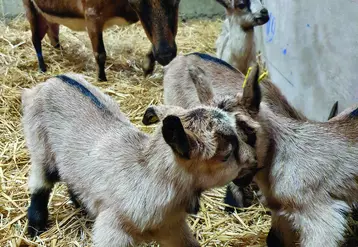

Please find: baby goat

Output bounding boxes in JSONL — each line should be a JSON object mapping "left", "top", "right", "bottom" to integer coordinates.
{"left": 22, "top": 73, "right": 257, "bottom": 246}
{"left": 197, "top": 64, "right": 358, "bottom": 247}
{"left": 215, "top": 0, "right": 269, "bottom": 74}
{"left": 163, "top": 53, "right": 305, "bottom": 211}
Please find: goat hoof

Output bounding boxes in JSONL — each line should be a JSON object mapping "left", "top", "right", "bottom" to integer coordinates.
{"left": 53, "top": 43, "right": 61, "bottom": 49}
{"left": 142, "top": 56, "right": 155, "bottom": 77}
{"left": 39, "top": 65, "right": 47, "bottom": 73}
{"left": 98, "top": 74, "right": 107, "bottom": 82}
{"left": 27, "top": 207, "right": 48, "bottom": 238}
{"left": 224, "top": 206, "right": 235, "bottom": 214}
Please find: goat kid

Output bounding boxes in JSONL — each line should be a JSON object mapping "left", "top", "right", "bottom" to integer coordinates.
{"left": 22, "top": 73, "right": 258, "bottom": 246}
{"left": 211, "top": 65, "right": 358, "bottom": 247}
{"left": 163, "top": 53, "right": 305, "bottom": 211}
{"left": 23, "top": 0, "right": 179, "bottom": 81}
{"left": 216, "top": 0, "right": 269, "bottom": 74}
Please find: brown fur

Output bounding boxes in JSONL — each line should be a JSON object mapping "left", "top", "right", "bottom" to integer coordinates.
{"left": 163, "top": 54, "right": 306, "bottom": 209}
{"left": 23, "top": 0, "right": 179, "bottom": 81}
{"left": 236, "top": 65, "right": 358, "bottom": 247}
{"left": 22, "top": 73, "right": 258, "bottom": 246}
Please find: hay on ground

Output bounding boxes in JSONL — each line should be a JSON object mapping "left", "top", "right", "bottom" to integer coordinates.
{"left": 2, "top": 15, "right": 356, "bottom": 247}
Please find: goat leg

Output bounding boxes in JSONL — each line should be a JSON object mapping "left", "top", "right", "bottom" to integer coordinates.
{"left": 86, "top": 16, "right": 107, "bottom": 82}
{"left": 143, "top": 47, "right": 156, "bottom": 77}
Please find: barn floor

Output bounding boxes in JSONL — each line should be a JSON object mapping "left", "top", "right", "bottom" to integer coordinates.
{"left": 0, "top": 16, "right": 357, "bottom": 247}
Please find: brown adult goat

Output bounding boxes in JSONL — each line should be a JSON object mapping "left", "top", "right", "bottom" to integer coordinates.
{"left": 23, "top": 0, "right": 180, "bottom": 81}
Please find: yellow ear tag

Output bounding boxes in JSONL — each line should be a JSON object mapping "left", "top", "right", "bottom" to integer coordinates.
{"left": 242, "top": 67, "right": 269, "bottom": 88}
{"left": 242, "top": 67, "right": 253, "bottom": 89}
{"left": 258, "top": 70, "right": 269, "bottom": 83}
{"left": 148, "top": 115, "right": 159, "bottom": 124}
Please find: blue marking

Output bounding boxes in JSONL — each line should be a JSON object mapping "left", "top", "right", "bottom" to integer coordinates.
{"left": 282, "top": 49, "right": 287, "bottom": 55}
{"left": 265, "top": 12, "right": 276, "bottom": 43}
{"left": 349, "top": 107, "right": 358, "bottom": 118}
{"left": 37, "top": 52, "right": 43, "bottom": 58}
{"left": 306, "top": 24, "right": 310, "bottom": 28}
{"left": 188, "top": 53, "right": 237, "bottom": 72}
{"left": 56, "top": 75, "right": 106, "bottom": 110}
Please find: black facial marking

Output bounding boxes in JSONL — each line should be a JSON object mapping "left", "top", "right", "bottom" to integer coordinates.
{"left": 162, "top": 0, "right": 179, "bottom": 34}
{"left": 336, "top": 207, "right": 349, "bottom": 219}
{"left": 27, "top": 189, "right": 51, "bottom": 237}
{"left": 244, "top": 0, "right": 252, "bottom": 12}
{"left": 266, "top": 227, "right": 285, "bottom": 247}
{"left": 236, "top": 120, "right": 257, "bottom": 148}
{"left": 138, "top": 1, "right": 153, "bottom": 38}
{"left": 221, "top": 133, "right": 239, "bottom": 160}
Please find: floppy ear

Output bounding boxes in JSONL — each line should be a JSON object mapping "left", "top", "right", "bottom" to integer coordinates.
{"left": 241, "top": 63, "right": 262, "bottom": 115}
{"left": 142, "top": 107, "right": 160, "bottom": 125}
{"left": 142, "top": 105, "right": 183, "bottom": 125}
{"left": 162, "top": 115, "right": 191, "bottom": 159}
{"left": 216, "top": 0, "right": 232, "bottom": 9}
{"left": 188, "top": 64, "right": 214, "bottom": 105}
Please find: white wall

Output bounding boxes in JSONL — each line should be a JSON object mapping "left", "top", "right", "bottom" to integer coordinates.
{"left": 2, "top": 0, "right": 357, "bottom": 121}
{"left": 0, "top": 0, "right": 225, "bottom": 19}
{"left": 256, "top": 0, "right": 358, "bottom": 121}
{"left": 0, "top": 0, "right": 23, "bottom": 18}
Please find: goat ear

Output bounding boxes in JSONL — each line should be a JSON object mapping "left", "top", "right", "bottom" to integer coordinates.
{"left": 142, "top": 105, "right": 184, "bottom": 125}
{"left": 216, "top": 0, "right": 231, "bottom": 9}
{"left": 328, "top": 101, "right": 338, "bottom": 120}
{"left": 142, "top": 107, "right": 160, "bottom": 125}
{"left": 188, "top": 64, "right": 214, "bottom": 105}
{"left": 241, "top": 64, "right": 261, "bottom": 115}
{"left": 162, "top": 115, "right": 191, "bottom": 159}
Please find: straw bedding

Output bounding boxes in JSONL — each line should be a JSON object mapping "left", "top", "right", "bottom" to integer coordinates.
{"left": 0, "top": 16, "right": 356, "bottom": 247}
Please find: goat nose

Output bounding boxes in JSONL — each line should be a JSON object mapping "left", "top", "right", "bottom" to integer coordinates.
{"left": 260, "top": 8, "right": 268, "bottom": 15}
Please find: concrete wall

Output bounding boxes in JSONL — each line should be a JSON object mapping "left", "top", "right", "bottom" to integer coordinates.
{"left": 0, "top": 0, "right": 23, "bottom": 18}
{"left": 0, "top": 0, "right": 224, "bottom": 19}
{"left": 2, "top": 0, "right": 357, "bottom": 121}
{"left": 179, "top": 0, "right": 224, "bottom": 20}
{"left": 255, "top": 0, "right": 358, "bottom": 121}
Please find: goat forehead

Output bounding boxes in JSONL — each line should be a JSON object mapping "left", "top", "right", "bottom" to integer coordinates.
{"left": 249, "top": 0, "right": 265, "bottom": 12}
{"left": 182, "top": 108, "right": 236, "bottom": 132}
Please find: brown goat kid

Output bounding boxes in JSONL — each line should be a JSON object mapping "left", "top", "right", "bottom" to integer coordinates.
{"left": 189, "top": 64, "right": 358, "bottom": 247}
{"left": 23, "top": 0, "right": 180, "bottom": 81}
{"left": 22, "top": 73, "right": 258, "bottom": 246}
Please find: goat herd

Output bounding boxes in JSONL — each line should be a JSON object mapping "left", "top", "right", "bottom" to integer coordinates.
{"left": 17, "top": 0, "right": 358, "bottom": 247}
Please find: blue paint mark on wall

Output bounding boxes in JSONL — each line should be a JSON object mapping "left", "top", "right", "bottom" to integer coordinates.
{"left": 265, "top": 12, "right": 276, "bottom": 43}
{"left": 282, "top": 49, "right": 287, "bottom": 55}
{"left": 306, "top": 24, "right": 311, "bottom": 28}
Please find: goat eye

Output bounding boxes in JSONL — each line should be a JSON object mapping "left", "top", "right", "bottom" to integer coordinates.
{"left": 222, "top": 150, "right": 232, "bottom": 162}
